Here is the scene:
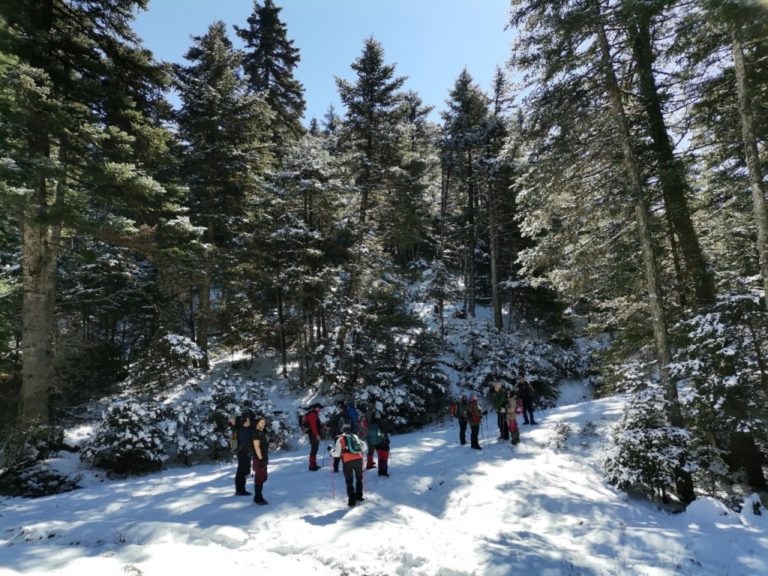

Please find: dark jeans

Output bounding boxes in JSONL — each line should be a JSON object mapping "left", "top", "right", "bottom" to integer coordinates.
{"left": 470, "top": 424, "right": 480, "bottom": 448}
{"left": 343, "top": 458, "right": 364, "bottom": 502}
{"left": 309, "top": 434, "right": 319, "bottom": 456}
{"left": 235, "top": 450, "right": 251, "bottom": 492}
{"left": 497, "top": 411, "right": 509, "bottom": 439}
{"left": 458, "top": 418, "right": 468, "bottom": 444}
{"left": 521, "top": 400, "right": 536, "bottom": 424}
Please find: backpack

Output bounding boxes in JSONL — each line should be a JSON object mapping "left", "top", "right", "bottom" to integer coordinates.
{"left": 449, "top": 401, "right": 458, "bottom": 417}
{"left": 228, "top": 414, "right": 239, "bottom": 452}
{"left": 343, "top": 433, "right": 362, "bottom": 455}
{"left": 300, "top": 412, "right": 311, "bottom": 433}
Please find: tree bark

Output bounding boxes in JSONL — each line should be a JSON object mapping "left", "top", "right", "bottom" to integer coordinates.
{"left": 467, "top": 148, "right": 476, "bottom": 318}
{"left": 488, "top": 181, "right": 503, "bottom": 329}
{"left": 594, "top": 3, "right": 680, "bottom": 425}
{"left": 630, "top": 15, "right": 715, "bottom": 308}
{"left": 731, "top": 21, "right": 768, "bottom": 303}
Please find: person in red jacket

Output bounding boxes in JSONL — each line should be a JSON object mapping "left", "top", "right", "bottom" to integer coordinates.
{"left": 468, "top": 397, "right": 484, "bottom": 450}
{"left": 304, "top": 403, "right": 323, "bottom": 471}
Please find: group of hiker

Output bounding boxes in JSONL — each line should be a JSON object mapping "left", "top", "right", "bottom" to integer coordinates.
{"left": 230, "top": 374, "right": 537, "bottom": 507}
{"left": 451, "top": 371, "right": 538, "bottom": 449}
{"left": 231, "top": 399, "right": 390, "bottom": 508}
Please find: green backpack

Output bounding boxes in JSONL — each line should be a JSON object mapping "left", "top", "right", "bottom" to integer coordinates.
{"left": 344, "top": 433, "right": 362, "bottom": 454}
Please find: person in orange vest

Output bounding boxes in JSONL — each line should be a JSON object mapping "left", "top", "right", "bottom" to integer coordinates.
{"left": 331, "top": 423, "right": 368, "bottom": 507}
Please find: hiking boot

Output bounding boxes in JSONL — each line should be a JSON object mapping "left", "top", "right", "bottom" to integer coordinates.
{"left": 254, "top": 498, "right": 268, "bottom": 505}
{"left": 366, "top": 463, "right": 376, "bottom": 470}
{"left": 235, "top": 490, "right": 251, "bottom": 496}
{"left": 379, "top": 472, "right": 389, "bottom": 477}
{"left": 348, "top": 498, "right": 356, "bottom": 507}
{"left": 308, "top": 465, "right": 321, "bottom": 471}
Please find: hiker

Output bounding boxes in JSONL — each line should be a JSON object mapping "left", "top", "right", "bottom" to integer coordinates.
{"left": 251, "top": 415, "right": 269, "bottom": 504}
{"left": 374, "top": 414, "right": 391, "bottom": 477}
{"left": 468, "top": 397, "right": 483, "bottom": 450}
{"left": 304, "top": 403, "right": 323, "bottom": 470}
{"left": 365, "top": 410, "right": 382, "bottom": 470}
{"left": 234, "top": 411, "right": 253, "bottom": 495}
{"left": 452, "top": 395, "right": 470, "bottom": 445}
{"left": 331, "top": 423, "right": 367, "bottom": 507}
{"left": 490, "top": 381, "right": 510, "bottom": 440}
{"left": 344, "top": 401, "right": 359, "bottom": 434}
{"left": 507, "top": 390, "right": 521, "bottom": 445}
{"left": 328, "top": 401, "right": 346, "bottom": 472}
{"left": 517, "top": 373, "right": 537, "bottom": 425}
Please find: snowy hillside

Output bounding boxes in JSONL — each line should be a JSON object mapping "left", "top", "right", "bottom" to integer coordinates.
{"left": 2, "top": 388, "right": 766, "bottom": 576}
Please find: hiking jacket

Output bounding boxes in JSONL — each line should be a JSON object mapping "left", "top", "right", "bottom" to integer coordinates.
{"left": 331, "top": 433, "right": 367, "bottom": 463}
{"left": 252, "top": 429, "right": 269, "bottom": 465}
{"left": 456, "top": 400, "right": 470, "bottom": 421}
{"left": 490, "top": 387, "right": 508, "bottom": 412}
{"left": 468, "top": 401, "right": 483, "bottom": 425}
{"left": 305, "top": 409, "right": 321, "bottom": 437}
{"left": 236, "top": 424, "right": 254, "bottom": 454}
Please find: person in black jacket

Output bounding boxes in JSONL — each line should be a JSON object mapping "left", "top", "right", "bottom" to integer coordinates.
{"left": 517, "top": 373, "right": 537, "bottom": 425}
{"left": 251, "top": 415, "right": 269, "bottom": 505}
{"left": 234, "top": 412, "right": 254, "bottom": 495}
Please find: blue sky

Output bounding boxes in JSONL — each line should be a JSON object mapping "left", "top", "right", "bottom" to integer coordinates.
{"left": 133, "top": 0, "right": 514, "bottom": 124}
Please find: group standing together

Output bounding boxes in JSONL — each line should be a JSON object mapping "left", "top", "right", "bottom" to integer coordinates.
{"left": 230, "top": 399, "right": 391, "bottom": 508}
{"left": 231, "top": 375, "right": 536, "bottom": 507}
{"left": 452, "top": 371, "right": 538, "bottom": 449}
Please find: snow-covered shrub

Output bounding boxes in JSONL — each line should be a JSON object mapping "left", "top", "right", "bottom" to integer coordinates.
{"left": 81, "top": 401, "right": 168, "bottom": 474}
{"left": 670, "top": 291, "right": 768, "bottom": 494}
{"left": 602, "top": 386, "right": 692, "bottom": 503}
{"left": 0, "top": 424, "right": 80, "bottom": 497}
{"left": 550, "top": 422, "right": 572, "bottom": 451}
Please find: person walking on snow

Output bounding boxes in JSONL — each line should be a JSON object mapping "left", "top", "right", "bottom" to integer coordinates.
{"left": 468, "top": 397, "right": 484, "bottom": 450}
{"left": 328, "top": 401, "right": 346, "bottom": 472}
{"left": 304, "top": 403, "right": 323, "bottom": 470}
{"left": 490, "top": 381, "right": 510, "bottom": 440}
{"left": 234, "top": 412, "right": 253, "bottom": 495}
{"left": 331, "top": 423, "right": 368, "bottom": 507}
{"left": 365, "top": 407, "right": 380, "bottom": 470}
{"left": 251, "top": 415, "right": 269, "bottom": 504}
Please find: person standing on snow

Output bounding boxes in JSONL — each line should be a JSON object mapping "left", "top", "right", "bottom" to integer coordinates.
{"left": 453, "top": 394, "right": 470, "bottom": 445}
{"left": 507, "top": 390, "right": 521, "bottom": 445}
{"left": 490, "top": 381, "right": 510, "bottom": 440}
{"left": 328, "top": 401, "right": 346, "bottom": 473}
{"left": 251, "top": 415, "right": 269, "bottom": 504}
{"left": 468, "top": 397, "right": 484, "bottom": 450}
{"left": 517, "top": 372, "right": 538, "bottom": 425}
{"left": 234, "top": 411, "right": 254, "bottom": 495}
{"left": 331, "top": 423, "right": 368, "bottom": 507}
{"left": 304, "top": 403, "right": 323, "bottom": 470}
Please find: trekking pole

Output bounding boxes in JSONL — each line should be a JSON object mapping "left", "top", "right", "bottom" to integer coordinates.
{"left": 330, "top": 462, "right": 335, "bottom": 500}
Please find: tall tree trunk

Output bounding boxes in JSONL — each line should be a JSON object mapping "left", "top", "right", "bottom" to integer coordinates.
{"left": 467, "top": 148, "right": 476, "bottom": 318}
{"left": 630, "top": 15, "right": 715, "bottom": 308}
{"left": 488, "top": 181, "right": 503, "bottom": 329}
{"left": 731, "top": 21, "right": 768, "bottom": 302}
{"left": 196, "top": 250, "right": 211, "bottom": 370}
{"left": 21, "top": 166, "right": 58, "bottom": 424}
{"left": 595, "top": 3, "right": 680, "bottom": 424}
{"left": 438, "top": 165, "right": 449, "bottom": 338}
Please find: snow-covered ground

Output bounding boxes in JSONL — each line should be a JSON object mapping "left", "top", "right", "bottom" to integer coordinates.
{"left": 2, "top": 386, "right": 766, "bottom": 576}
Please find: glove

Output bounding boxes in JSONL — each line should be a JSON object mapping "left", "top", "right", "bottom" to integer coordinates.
{"left": 327, "top": 444, "right": 334, "bottom": 452}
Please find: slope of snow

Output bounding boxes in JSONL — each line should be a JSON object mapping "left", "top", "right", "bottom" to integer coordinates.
{"left": 1, "top": 390, "right": 766, "bottom": 576}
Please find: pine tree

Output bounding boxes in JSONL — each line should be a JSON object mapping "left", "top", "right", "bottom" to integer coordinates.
{"left": 0, "top": 0, "right": 185, "bottom": 424}
{"left": 175, "top": 21, "right": 272, "bottom": 367}
{"left": 236, "top": 0, "right": 306, "bottom": 152}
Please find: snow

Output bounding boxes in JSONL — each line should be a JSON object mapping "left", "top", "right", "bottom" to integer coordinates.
{"left": 2, "top": 385, "right": 766, "bottom": 576}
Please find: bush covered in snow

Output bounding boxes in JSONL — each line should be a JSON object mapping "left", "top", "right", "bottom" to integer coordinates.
{"left": 80, "top": 373, "right": 291, "bottom": 474}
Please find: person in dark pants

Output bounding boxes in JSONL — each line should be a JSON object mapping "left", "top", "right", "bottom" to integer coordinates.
{"left": 454, "top": 395, "right": 470, "bottom": 445}
{"left": 328, "top": 402, "right": 345, "bottom": 472}
{"left": 251, "top": 415, "right": 269, "bottom": 505}
{"left": 234, "top": 412, "right": 253, "bottom": 495}
{"left": 304, "top": 403, "right": 323, "bottom": 470}
{"left": 331, "top": 424, "right": 367, "bottom": 507}
{"left": 517, "top": 373, "right": 537, "bottom": 425}
{"left": 468, "top": 397, "right": 483, "bottom": 450}
{"left": 490, "top": 381, "right": 509, "bottom": 440}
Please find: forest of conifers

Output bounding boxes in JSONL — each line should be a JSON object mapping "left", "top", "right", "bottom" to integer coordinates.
{"left": 1, "top": 0, "right": 767, "bottom": 502}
